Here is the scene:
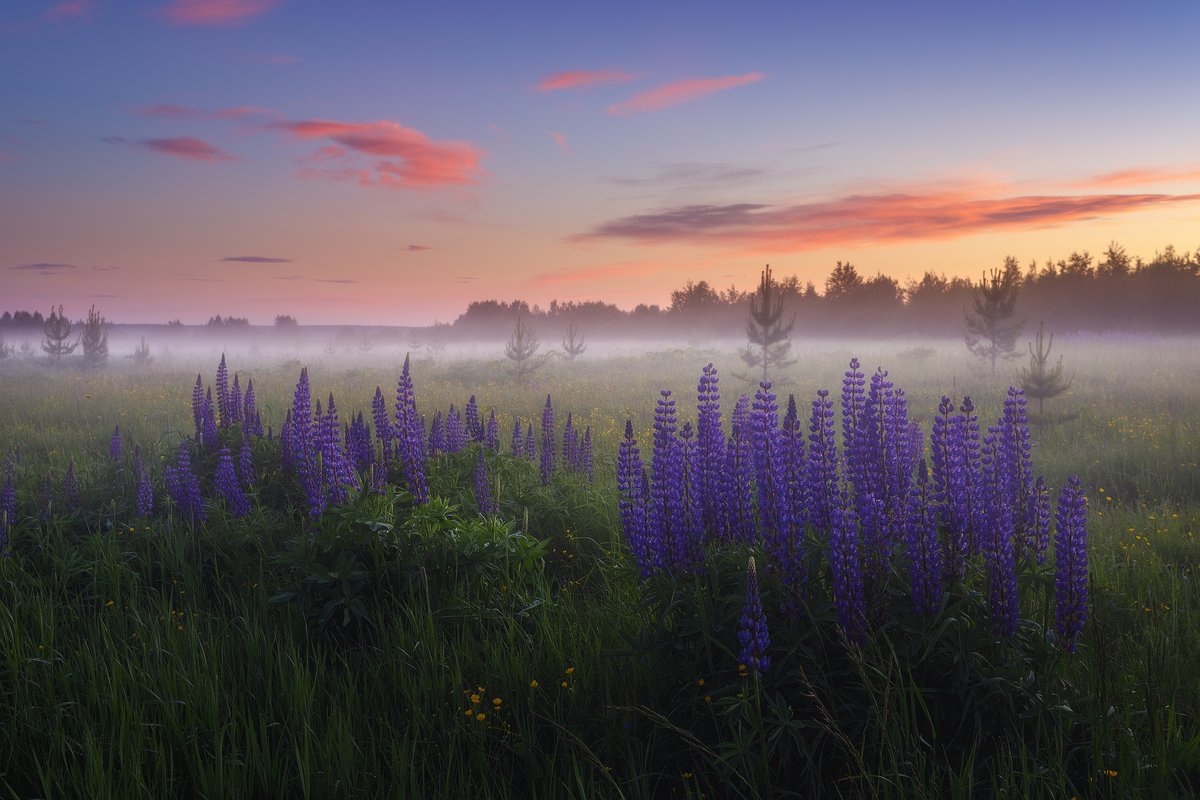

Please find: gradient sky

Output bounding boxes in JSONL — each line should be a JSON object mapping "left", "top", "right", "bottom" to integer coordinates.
{"left": 3, "top": 0, "right": 1199, "bottom": 325}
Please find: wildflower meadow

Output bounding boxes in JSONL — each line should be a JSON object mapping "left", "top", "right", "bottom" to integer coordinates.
{"left": 1, "top": 336, "right": 1198, "bottom": 798}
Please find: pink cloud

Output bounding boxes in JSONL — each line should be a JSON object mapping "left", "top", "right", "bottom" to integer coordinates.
{"left": 550, "top": 131, "right": 569, "bottom": 155}
{"left": 536, "top": 69, "right": 637, "bottom": 92}
{"left": 141, "top": 137, "right": 237, "bottom": 162}
{"left": 608, "top": 72, "right": 764, "bottom": 116}
{"left": 43, "top": 0, "right": 92, "bottom": 22}
{"left": 1074, "top": 166, "right": 1200, "bottom": 189}
{"left": 160, "top": 0, "right": 281, "bottom": 27}
{"left": 276, "top": 119, "right": 484, "bottom": 188}
{"left": 406, "top": 244, "right": 431, "bottom": 252}
{"left": 580, "top": 188, "right": 1200, "bottom": 250}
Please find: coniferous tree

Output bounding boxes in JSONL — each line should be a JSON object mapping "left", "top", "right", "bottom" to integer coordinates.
{"left": 505, "top": 315, "right": 548, "bottom": 384}
{"left": 1018, "top": 322, "right": 1073, "bottom": 416}
{"left": 81, "top": 305, "right": 109, "bottom": 368}
{"left": 964, "top": 264, "right": 1023, "bottom": 373}
{"left": 561, "top": 321, "right": 586, "bottom": 360}
{"left": 41, "top": 305, "right": 77, "bottom": 363}
{"left": 739, "top": 264, "right": 796, "bottom": 384}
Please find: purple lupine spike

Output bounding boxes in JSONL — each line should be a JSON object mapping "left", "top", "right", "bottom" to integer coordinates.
{"left": 806, "top": 389, "right": 838, "bottom": 534}
{"left": 1054, "top": 475, "right": 1088, "bottom": 653}
{"left": 539, "top": 394, "right": 556, "bottom": 486}
{"left": 959, "top": 396, "right": 983, "bottom": 554}
{"left": 109, "top": 424, "right": 122, "bottom": 463}
{"left": 239, "top": 432, "right": 255, "bottom": 489}
{"left": 581, "top": 426, "right": 593, "bottom": 482}
{"left": 133, "top": 445, "right": 153, "bottom": 518}
{"left": 511, "top": 418, "right": 523, "bottom": 458}
{"left": 164, "top": 442, "right": 204, "bottom": 522}
{"left": 291, "top": 368, "right": 324, "bottom": 517}
{"left": 781, "top": 392, "right": 808, "bottom": 538}
{"left": 1031, "top": 475, "right": 1051, "bottom": 564}
{"left": 243, "top": 378, "right": 260, "bottom": 435}
{"left": 0, "top": 456, "right": 16, "bottom": 556}
{"left": 931, "top": 396, "right": 967, "bottom": 576}
{"left": 648, "top": 390, "right": 696, "bottom": 572}
{"left": 840, "top": 358, "right": 866, "bottom": 474}
{"left": 524, "top": 426, "right": 536, "bottom": 463}
{"left": 998, "top": 388, "right": 1038, "bottom": 564}
{"left": 229, "top": 373, "right": 243, "bottom": 426}
{"left": 473, "top": 448, "right": 497, "bottom": 515}
{"left": 320, "top": 393, "right": 359, "bottom": 508}
{"left": 347, "top": 411, "right": 374, "bottom": 473}
{"left": 445, "top": 404, "right": 465, "bottom": 453}
{"left": 485, "top": 409, "right": 499, "bottom": 451}
{"left": 215, "top": 354, "right": 230, "bottom": 429}
{"left": 428, "top": 410, "right": 445, "bottom": 458}
{"left": 394, "top": 354, "right": 428, "bottom": 504}
{"left": 904, "top": 461, "right": 944, "bottom": 616}
{"left": 670, "top": 421, "right": 704, "bottom": 573}
{"left": 216, "top": 447, "right": 250, "bottom": 518}
{"left": 191, "top": 374, "right": 204, "bottom": 438}
{"left": 722, "top": 394, "right": 756, "bottom": 544}
{"left": 829, "top": 489, "right": 865, "bottom": 643}
{"left": 562, "top": 412, "right": 576, "bottom": 472}
{"left": 755, "top": 382, "right": 804, "bottom": 605}
{"left": 617, "top": 419, "right": 651, "bottom": 574}
{"left": 981, "top": 428, "right": 1018, "bottom": 638}
{"left": 371, "top": 386, "right": 393, "bottom": 466}
{"left": 737, "top": 557, "right": 770, "bottom": 675}
{"left": 369, "top": 452, "right": 388, "bottom": 495}
{"left": 695, "top": 363, "right": 725, "bottom": 539}
{"left": 465, "top": 395, "right": 483, "bottom": 442}
{"left": 201, "top": 389, "right": 218, "bottom": 450}
{"left": 62, "top": 460, "right": 80, "bottom": 511}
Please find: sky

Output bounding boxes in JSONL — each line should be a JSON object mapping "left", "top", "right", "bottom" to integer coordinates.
{"left": 2, "top": 0, "right": 1199, "bottom": 325}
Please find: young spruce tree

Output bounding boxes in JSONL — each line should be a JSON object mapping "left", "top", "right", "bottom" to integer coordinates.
{"left": 739, "top": 264, "right": 796, "bottom": 384}
{"left": 505, "top": 315, "right": 548, "bottom": 384}
{"left": 964, "top": 262, "right": 1023, "bottom": 373}
{"left": 41, "top": 305, "right": 77, "bottom": 364}
{"left": 81, "top": 305, "right": 109, "bottom": 368}
{"left": 1018, "top": 321, "right": 1073, "bottom": 416}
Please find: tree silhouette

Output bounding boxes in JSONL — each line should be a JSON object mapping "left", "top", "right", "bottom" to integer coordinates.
{"left": 1018, "top": 322, "right": 1073, "bottom": 416}
{"left": 739, "top": 264, "right": 796, "bottom": 384}
{"left": 561, "top": 321, "right": 586, "bottom": 360}
{"left": 41, "top": 305, "right": 77, "bottom": 363}
{"left": 81, "top": 305, "right": 109, "bottom": 368}
{"left": 505, "top": 315, "right": 548, "bottom": 384}
{"left": 964, "top": 265, "right": 1022, "bottom": 373}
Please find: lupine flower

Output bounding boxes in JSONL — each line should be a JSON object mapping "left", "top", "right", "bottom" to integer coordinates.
{"left": 62, "top": 460, "right": 80, "bottom": 511}
{"left": 164, "top": 442, "right": 204, "bottom": 522}
{"left": 191, "top": 374, "right": 204, "bottom": 438}
{"left": 840, "top": 358, "right": 866, "bottom": 476}
{"left": 904, "top": 461, "right": 944, "bottom": 616}
{"left": 290, "top": 368, "right": 323, "bottom": 516}
{"left": 229, "top": 373, "right": 243, "bottom": 427}
{"left": 474, "top": 448, "right": 497, "bottom": 515}
{"left": 670, "top": 422, "right": 704, "bottom": 573}
{"left": 200, "top": 389, "right": 218, "bottom": 450}
{"left": 806, "top": 389, "right": 838, "bottom": 533}
{"left": 346, "top": 411, "right": 374, "bottom": 473}
{"left": 215, "top": 354, "right": 230, "bottom": 429}
{"left": 997, "top": 388, "right": 1038, "bottom": 564}
{"left": 617, "top": 420, "right": 650, "bottom": 574}
{"left": 930, "top": 396, "right": 968, "bottom": 575}
{"left": 511, "top": 418, "right": 523, "bottom": 458}
{"left": 133, "top": 445, "right": 153, "bottom": 518}
{"left": 562, "top": 412, "right": 577, "bottom": 472}
{"left": 695, "top": 363, "right": 725, "bottom": 538}
{"left": 1054, "top": 475, "right": 1088, "bottom": 653}
{"left": 737, "top": 557, "right": 770, "bottom": 675}
{"left": 446, "top": 404, "right": 466, "bottom": 453}
{"left": 371, "top": 386, "right": 393, "bottom": 465}
{"left": 1031, "top": 476, "right": 1051, "bottom": 564}
{"left": 647, "top": 390, "right": 679, "bottom": 572}
{"left": 109, "top": 424, "right": 122, "bottom": 463}
{"left": 829, "top": 490, "right": 865, "bottom": 642}
{"left": 216, "top": 448, "right": 250, "bottom": 517}
{"left": 394, "top": 355, "right": 428, "bottom": 503}
{"left": 465, "top": 395, "right": 483, "bottom": 442}
{"left": 981, "top": 430, "right": 1018, "bottom": 638}
{"left": 238, "top": 433, "right": 254, "bottom": 489}
{"left": 319, "top": 393, "right": 359, "bottom": 507}
{"left": 242, "top": 379, "right": 262, "bottom": 437}
{"left": 524, "top": 426, "right": 536, "bottom": 463}
{"left": 485, "top": 410, "right": 499, "bottom": 451}
{"left": 428, "top": 410, "right": 445, "bottom": 458}
{"left": 721, "top": 395, "right": 756, "bottom": 544}
{"left": 958, "top": 396, "right": 983, "bottom": 554}
{"left": 540, "top": 394, "right": 556, "bottom": 486}
{"left": 755, "top": 383, "right": 804, "bottom": 603}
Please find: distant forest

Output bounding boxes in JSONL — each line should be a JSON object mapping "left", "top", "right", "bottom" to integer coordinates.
{"left": 453, "top": 243, "right": 1200, "bottom": 337}
{"left": 2, "top": 243, "right": 1197, "bottom": 337}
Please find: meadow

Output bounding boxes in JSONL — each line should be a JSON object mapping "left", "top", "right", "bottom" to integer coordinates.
{"left": 1, "top": 332, "right": 1198, "bottom": 799}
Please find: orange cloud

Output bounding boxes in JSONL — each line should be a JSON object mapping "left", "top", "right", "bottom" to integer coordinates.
{"left": 581, "top": 189, "right": 1200, "bottom": 250}
{"left": 536, "top": 69, "right": 636, "bottom": 92}
{"left": 1074, "top": 166, "right": 1200, "bottom": 189}
{"left": 161, "top": 0, "right": 281, "bottom": 27}
{"left": 608, "top": 72, "right": 764, "bottom": 116}
{"left": 550, "top": 131, "right": 569, "bottom": 155}
{"left": 276, "top": 119, "right": 484, "bottom": 188}
{"left": 141, "top": 137, "right": 236, "bottom": 161}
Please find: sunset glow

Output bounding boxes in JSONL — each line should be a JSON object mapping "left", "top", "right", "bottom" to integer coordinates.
{"left": 2, "top": 1, "right": 1197, "bottom": 324}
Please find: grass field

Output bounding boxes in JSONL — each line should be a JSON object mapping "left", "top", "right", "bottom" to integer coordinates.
{"left": 1, "top": 333, "right": 1198, "bottom": 798}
